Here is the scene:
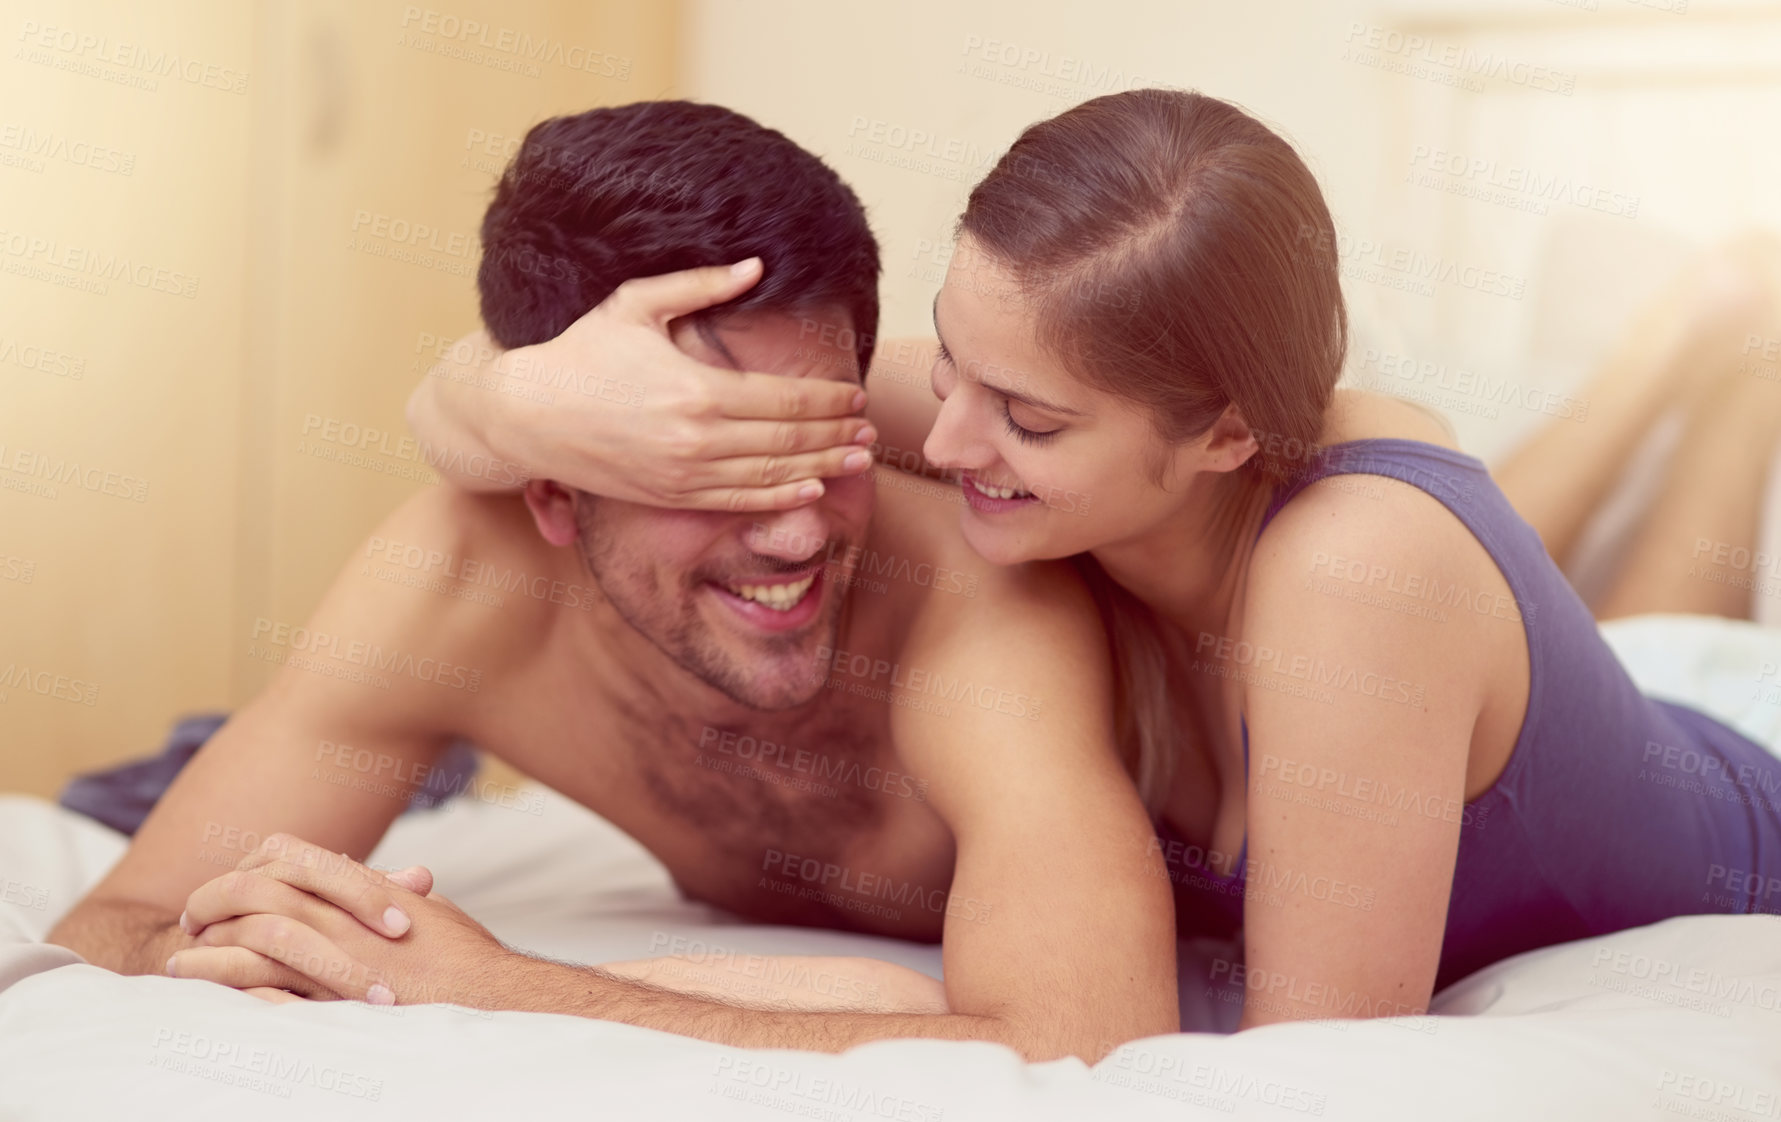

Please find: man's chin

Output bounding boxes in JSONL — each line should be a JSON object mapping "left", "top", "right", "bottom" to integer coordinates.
{"left": 695, "top": 645, "right": 831, "bottom": 710}
{"left": 689, "top": 585, "right": 844, "bottom": 709}
{"left": 733, "top": 673, "right": 829, "bottom": 711}
{"left": 685, "top": 623, "right": 840, "bottom": 711}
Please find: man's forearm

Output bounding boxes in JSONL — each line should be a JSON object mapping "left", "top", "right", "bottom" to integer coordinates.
{"left": 495, "top": 953, "right": 1058, "bottom": 1060}
{"left": 46, "top": 899, "right": 189, "bottom": 975}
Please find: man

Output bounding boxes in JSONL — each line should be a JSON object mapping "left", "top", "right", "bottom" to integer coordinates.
{"left": 46, "top": 101, "right": 1175, "bottom": 1062}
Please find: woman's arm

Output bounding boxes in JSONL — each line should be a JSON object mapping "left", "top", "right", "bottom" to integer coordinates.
{"left": 406, "top": 261, "right": 878, "bottom": 512}
{"left": 1230, "top": 477, "right": 1499, "bottom": 1029}
{"left": 406, "top": 327, "right": 517, "bottom": 496}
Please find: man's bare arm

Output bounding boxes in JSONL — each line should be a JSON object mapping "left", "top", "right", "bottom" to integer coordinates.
{"left": 593, "top": 953, "right": 947, "bottom": 1014}
{"left": 890, "top": 555, "right": 1180, "bottom": 1057}
{"left": 179, "top": 850, "right": 1098, "bottom": 1058}
{"left": 49, "top": 899, "right": 192, "bottom": 976}
{"left": 46, "top": 487, "right": 510, "bottom": 976}
{"left": 497, "top": 956, "right": 1049, "bottom": 1054}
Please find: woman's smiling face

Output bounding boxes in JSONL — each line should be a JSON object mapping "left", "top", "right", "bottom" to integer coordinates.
{"left": 921, "top": 238, "right": 1215, "bottom": 566}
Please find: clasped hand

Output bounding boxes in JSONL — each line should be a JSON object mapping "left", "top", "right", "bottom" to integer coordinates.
{"left": 167, "top": 833, "right": 510, "bottom": 1008}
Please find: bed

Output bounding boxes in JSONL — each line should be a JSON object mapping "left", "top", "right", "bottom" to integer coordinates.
{"left": 3, "top": 613, "right": 1780, "bottom": 1120}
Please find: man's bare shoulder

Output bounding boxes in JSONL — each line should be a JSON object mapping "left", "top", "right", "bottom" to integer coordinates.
{"left": 320, "top": 486, "right": 581, "bottom": 718}
{"left": 865, "top": 474, "right": 1121, "bottom": 814}
{"left": 369, "top": 485, "right": 578, "bottom": 604}
{"left": 863, "top": 468, "right": 1103, "bottom": 653}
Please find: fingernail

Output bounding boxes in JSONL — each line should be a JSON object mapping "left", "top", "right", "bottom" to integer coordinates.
{"left": 731, "top": 257, "right": 761, "bottom": 276}
{"left": 853, "top": 425, "right": 877, "bottom": 445}
{"left": 178, "top": 910, "right": 190, "bottom": 935}
{"left": 844, "top": 451, "right": 871, "bottom": 471}
{"left": 367, "top": 983, "right": 396, "bottom": 1006}
{"left": 382, "top": 906, "right": 411, "bottom": 937}
{"left": 797, "top": 482, "right": 823, "bottom": 500}
{"left": 165, "top": 956, "right": 179, "bottom": 978}
{"left": 852, "top": 390, "right": 868, "bottom": 410}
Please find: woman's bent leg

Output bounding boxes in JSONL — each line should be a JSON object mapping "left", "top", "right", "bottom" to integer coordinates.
{"left": 1496, "top": 244, "right": 1781, "bottom": 571}
{"left": 1596, "top": 338, "right": 1781, "bottom": 621}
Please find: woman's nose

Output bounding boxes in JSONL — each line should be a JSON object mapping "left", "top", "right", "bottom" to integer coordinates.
{"left": 923, "top": 390, "right": 980, "bottom": 475}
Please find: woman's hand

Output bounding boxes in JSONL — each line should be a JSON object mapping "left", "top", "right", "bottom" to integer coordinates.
{"left": 407, "top": 259, "right": 878, "bottom": 512}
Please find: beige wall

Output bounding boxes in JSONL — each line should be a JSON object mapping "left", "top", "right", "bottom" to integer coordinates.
{"left": 0, "top": 0, "right": 677, "bottom": 797}
{"left": 682, "top": 0, "right": 1392, "bottom": 340}
{"left": 683, "top": 0, "right": 1781, "bottom": 464}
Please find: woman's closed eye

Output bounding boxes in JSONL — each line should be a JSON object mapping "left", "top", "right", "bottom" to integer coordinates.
{"left": 1002, "top": 399, "right": 1061, "bottom": 446}
{"left": 936, "top": 340, "right": 1063, "bottom": 444}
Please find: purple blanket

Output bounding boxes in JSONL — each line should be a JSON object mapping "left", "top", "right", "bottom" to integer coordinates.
{"left": 58, "top": 712, "right": 479, "bottom": 836}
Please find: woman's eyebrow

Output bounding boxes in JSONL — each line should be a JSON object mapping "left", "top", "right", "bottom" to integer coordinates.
{"left": 1000, "top": 384, "right": 1083, "bottom": 417}
{"left": 934, "top": 293, "right": 1082, "bottom": 416}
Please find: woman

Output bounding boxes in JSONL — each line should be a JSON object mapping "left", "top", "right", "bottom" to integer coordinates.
{"left": 410, "top": 89, "right": 1781, "bottom": 1028}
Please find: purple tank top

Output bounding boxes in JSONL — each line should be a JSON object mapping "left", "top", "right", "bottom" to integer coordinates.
{"left": 1158, "top": 438, "right": 1781, "bottom": 991}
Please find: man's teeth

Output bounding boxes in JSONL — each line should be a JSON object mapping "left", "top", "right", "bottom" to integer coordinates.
{"left": 970, "top": 478, "right": 1032, "bottom": 501}
{"left": 725, "top": 573, "right": 817, "bottom": 611}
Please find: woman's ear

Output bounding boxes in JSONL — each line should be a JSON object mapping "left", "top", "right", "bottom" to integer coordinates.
{"left": 1162, "top": 403, "right": 1258, "bottom": 484}
{"left": 1198, "top": 403, "right": 1260, "bottom": 473}
{"left": 523, "top": 479, "right": 582, "bottom": 547}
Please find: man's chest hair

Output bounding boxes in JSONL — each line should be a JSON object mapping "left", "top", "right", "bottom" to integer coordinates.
{"left": 634, "top": 700, "right": 896, "bottom": 863}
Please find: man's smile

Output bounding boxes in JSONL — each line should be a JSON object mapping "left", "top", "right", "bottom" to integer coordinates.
{"left": 705, "top": 566, "right": 826, "bottom": 632}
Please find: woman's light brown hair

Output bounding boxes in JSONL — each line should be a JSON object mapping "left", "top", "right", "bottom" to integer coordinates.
{"left": 959, "top": 88, "right": 1348, "bottom": 814}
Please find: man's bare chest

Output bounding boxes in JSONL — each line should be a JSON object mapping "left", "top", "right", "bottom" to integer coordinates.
{"left": 481, "top": 681, "right": 960, "bottom": 941}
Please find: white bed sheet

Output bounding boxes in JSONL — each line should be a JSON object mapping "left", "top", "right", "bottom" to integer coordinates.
{"left": 3, "top": 613, "right": 1781, "bottom": 1120}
